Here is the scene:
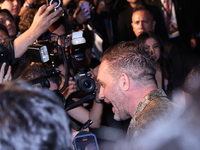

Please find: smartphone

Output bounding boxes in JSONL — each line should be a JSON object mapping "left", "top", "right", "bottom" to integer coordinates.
{"left": 80, "top": 1, "right": 91, "bottom": 19}
{"left": 0, "top": 50, "right": 11, "bottom": 77}
{"left": 73, "top": 131, "right": 100, "bottom": 150}
{"left": 46, "top": 0, "right": 62, "bottom": 11}
{"left": 81, "top": 1, "right": 90, "bottom": 11}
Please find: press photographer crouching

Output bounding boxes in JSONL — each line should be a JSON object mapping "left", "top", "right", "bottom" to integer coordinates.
{"left": 19, "top": 25, "right": 103, "bottom": 133}
{"left": 0, "top": 3, "right": 63, "bottom": 82}
{"left": 67, "top": 28, "right": 103, "bottom": 150}
{"left": 69, "top": 30, "right": 97, "bottom": 97}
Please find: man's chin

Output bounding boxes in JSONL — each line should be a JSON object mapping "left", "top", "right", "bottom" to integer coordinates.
{"left": 114, "top": 114, "right": 130, "bottom": 121}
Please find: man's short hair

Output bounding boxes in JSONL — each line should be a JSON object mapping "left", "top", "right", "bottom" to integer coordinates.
{"left": 101, "top": 41, "right": 156, "bottom": 86}
{"left": 0, "top": 81, "right": 72, "bottom": 150}
{"left": 132, "top": 6, "right": 155, "bottom": 21}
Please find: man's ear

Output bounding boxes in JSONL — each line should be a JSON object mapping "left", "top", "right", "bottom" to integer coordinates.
{"left": 119, "top": 73, "right": 130, "bottom": 91}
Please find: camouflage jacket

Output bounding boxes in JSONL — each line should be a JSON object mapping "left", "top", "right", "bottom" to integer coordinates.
{"left": 126, "top": 89, "right": 178, "bottom": 139}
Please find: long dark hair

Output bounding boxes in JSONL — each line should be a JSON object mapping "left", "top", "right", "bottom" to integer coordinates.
{"left": 136, "top": 31, "right": 174, "bottom": 89}
{"left": 0, "top": 24, "right": 9, "bottom": 36}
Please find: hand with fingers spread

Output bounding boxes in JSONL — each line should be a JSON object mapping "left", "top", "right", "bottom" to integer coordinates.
{"left": 30, "top": 3, "right": 63, "bottom": 34}
{"left": 14, "top": 3, "right": 63, "bottom": 58}
{"left": 73, "top": 8, "right": 90, "bottom": 24}
{"left": 0, "top": 63, "right": 12, "bottom": 84}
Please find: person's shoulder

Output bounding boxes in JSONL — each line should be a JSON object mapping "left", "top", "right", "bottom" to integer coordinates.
{"left": 145, "top": 4, "right": 162, "bottom": 16}
{"left": 118, "top": 4, "right": 133, "bottom": 17}
{"left": 145, "top": 4, "right": 160, "bottom": 10}
{"left": 137, "top": 89, "right": 178, "bottom": 121}
{"left": 150, "top": 96, "right": 178, "bottom": 110}
{"left": 148, "top": 89, "right": 178, "bottom": 108}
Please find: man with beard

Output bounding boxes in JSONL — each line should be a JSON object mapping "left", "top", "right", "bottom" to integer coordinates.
{"left": 97, "top": 41, "right": 178, "bottom": 139}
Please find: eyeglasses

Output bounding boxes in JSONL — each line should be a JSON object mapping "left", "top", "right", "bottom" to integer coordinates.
{"left": 50, "top": 33, "right": 66, "bottom": 44}
{"left": 0, "top": 17, "right": 14, "bottom": 24}
{"left": 0, "top": 37, "right": 9, "bottom": 43}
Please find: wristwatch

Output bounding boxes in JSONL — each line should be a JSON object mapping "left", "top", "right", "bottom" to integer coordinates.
{"left": 23, "top": 1, "right": 34, "bottom": 8}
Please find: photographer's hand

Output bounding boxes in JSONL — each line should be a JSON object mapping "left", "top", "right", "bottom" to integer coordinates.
{"left": 87, "top": 65, "right": 99, "bottom": 81}
{"left": 0, "top": 63, "right": 12, "bottom": 84}
{"left": 14, "top": 3, "right": 62, "bottom": 58}
{"left": 62, "top": 77, "right": 77, "bottom": 99}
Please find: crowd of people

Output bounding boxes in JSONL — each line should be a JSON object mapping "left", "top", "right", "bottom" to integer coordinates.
{"left": 1, "top": 0, "right": 200, "bottom": 149}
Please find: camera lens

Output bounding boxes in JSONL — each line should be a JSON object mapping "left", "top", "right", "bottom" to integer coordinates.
{"left": 84, "top": 80, "right": 92, "bottom": 88}
{"left": 78, "top": 76, "right": 95, "bottom": 93}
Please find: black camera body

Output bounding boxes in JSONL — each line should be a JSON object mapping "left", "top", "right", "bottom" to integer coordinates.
{"left": 0, "top": 45, "right": 11, "bottom": 76}
{"left": 70, "top": 31, "right": 96, "bottom": 93}
{"left": 73, "top": 72, "right": 95, "bottom": 93}
{"left": 27, "top": 40, "right": 58, "bottom": 67}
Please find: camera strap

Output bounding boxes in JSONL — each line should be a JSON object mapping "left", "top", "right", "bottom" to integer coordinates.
{"left": 65, "top": 93, "right": 96, "bottom": 111}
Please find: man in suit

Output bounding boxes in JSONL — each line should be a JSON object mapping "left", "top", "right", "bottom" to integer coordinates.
{"left": 116, "top": 0, "right": 168, "bottom": 43}
{"left": 144, "top": 0, "right": 198, "bottom": 52}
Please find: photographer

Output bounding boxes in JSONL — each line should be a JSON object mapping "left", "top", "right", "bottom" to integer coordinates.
{"left": 0, "top": 3, "right": 62, "bottom": 62}
{"left": 19, "top": 62, "right": 103, "bottom": 129}
{"left": 14, "top": 3, "right": 62, "bottom": 58}
{"left": 0, "top": 3, "right": 63, "bottom": 79}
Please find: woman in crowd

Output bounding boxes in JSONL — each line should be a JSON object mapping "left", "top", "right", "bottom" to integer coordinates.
{"left": 136, "top": 31, "right": 174, "bottom": 97}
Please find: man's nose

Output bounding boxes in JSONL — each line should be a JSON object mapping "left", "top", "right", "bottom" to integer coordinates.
{"left": 139, "top": 22, "right": 144, "bottom": 28}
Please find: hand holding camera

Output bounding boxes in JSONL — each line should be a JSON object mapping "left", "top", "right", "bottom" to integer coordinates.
{"left": 70, "top": 31, "right": 96, "bottom": 94}
{"left": 73, "top": 1, "right": 91, "bottom": 24}
{"left": 61, "top": 77, "right": 77, "bottom": 99}
{"left": 29, "top": 3, "right": 62, "bottom": 37}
